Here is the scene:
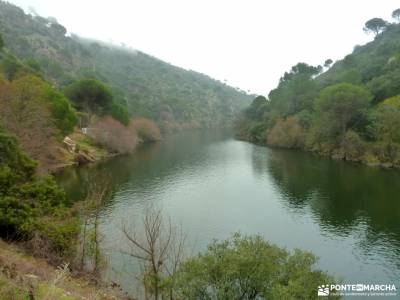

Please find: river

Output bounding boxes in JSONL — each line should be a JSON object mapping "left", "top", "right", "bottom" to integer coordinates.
{"left": 56, "top": 130, "right": 400, "bottom": 296}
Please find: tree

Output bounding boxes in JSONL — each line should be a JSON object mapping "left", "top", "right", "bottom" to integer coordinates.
{"left": 79, "top": 174, "right": 112, "bottom": 274}
{"left": 111, "top": 102, "right": 130, "bottom": 126}
{"left": 64, "top": 79, "right": 113, "bottom": 119}
{"left": 244, "top": 95, "right": 268, "bottom": 120}
{"left": 315, "top": 83, "right": 372, "bottom": 138}
{"left": 172, "top": 233, "right": 338, "bottom": 300}
{"left": 363, "top": 18, "right": 388, "bottom": 36}
{"left": 0, "top": 33, "right": 4, "bottom": 50}
{"left": 369, "top": 96, "right": 400, "bottom": 145}
{"left": 392, "top": 9, "right": 400, "bottom": 22}
{"left": 324, "top": 59, "right": 333, "bottom": 68}
{"left": 121, "top": 207, "right": 187, "bottom": 300}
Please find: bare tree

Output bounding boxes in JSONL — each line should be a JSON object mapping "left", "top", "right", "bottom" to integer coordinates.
{"left": 79, "top": 174, "right": 112, "bottom": 276}
{"left": 121, "top": 208, "right": 186, "bottom": 300}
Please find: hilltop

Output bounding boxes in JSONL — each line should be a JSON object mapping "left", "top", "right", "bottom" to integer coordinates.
{"left": 237, "top": 14, "right": 400, "bottom": 168}
{"left": 0, "top": 1, "right": 252, "bottom": 130}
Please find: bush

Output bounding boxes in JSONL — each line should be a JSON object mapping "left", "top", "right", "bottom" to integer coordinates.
{"left": 0, "top": 128, "right": 78, "bottom": 257}
{"left": 110, "top": 102, "right": 130, "bottom": 126}
{"left": 0, "top": 55, "right": 21, "bottom": 80}
{"left": 171, "top": 233, "right": 338, "bottom": 300}
{"left": 90, "top": 116, "right": 139, "bottom": 153}
{"left": 131, "top": 118, "right": 162, "bottom": 142}
{"left": 248, "top": 122, "right": 268, "bottom": 143}
{"left": 44, "top": 87, "right": 78, "bottom": 135}
{"left": 267, "top": 116, "right": 305, "bottom": 148}
{"left": 339, "top": 130, "right": 365, "bottom": 161}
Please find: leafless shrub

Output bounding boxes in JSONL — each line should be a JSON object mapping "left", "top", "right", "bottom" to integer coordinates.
{"left": 90, "top": 116, "right": 139, "bottom": 154}
{"left": 121, "top": 207, "right": 186, "bottom": 300}
{"left": 131, "top": 118, "right": 162, "bottom": 142}
{"left": 79, "top": 174, "right": 112, "bottom": 276}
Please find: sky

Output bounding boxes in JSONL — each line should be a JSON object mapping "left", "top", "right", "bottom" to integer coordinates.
{"left": 7, "top": 0, "right": 400, "bottom": 95}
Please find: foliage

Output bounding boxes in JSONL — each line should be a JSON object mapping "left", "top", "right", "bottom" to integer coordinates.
{"left": 324, "top": 59, "right": 333, "bottom": 68}
{"left": 368, "top": 96, "right": 400, "bottom": 146}
{"left": 338, "top": 130, "right": 365, "bottom": 161}
{"left": 44, "top": 86, "right": 78, "bottom": 135}
{"left": 64, "top": 79, "right": 113, "bottom": 117}
{"left": 0, "top": 75, "right": 77, "bottom": 171}
{"left": 172, "top": 233, "right": 338, "bottom": 300}
{"left": 363, "top": 18, "right": 388, "bottom": 36}
{"left": 267, "top": 116, "right": 306, "bottom": 148}
{"left": 131, "top": 118, "right": 162, "bottom": 142}
{"left": 268, "top": 63, "right": 320, "bottom": 117}
{"left": 0, "top": 127, "right": 78, "bottom": 257}
{"left": 244, "top": 95, "right": 268, "bottom": 120}
{"left": 0, "top": 55, "right": 21, "bottom": 80}
{"left": 392, "top": 9, "right": 400, "bottom": 22}
{"left": 0, "top": 33, "right": 3, "bottom": 50}
{"left": 110, "top": 102, "right": 130, "bottom": 126}
{"left": 237, "top": 19, "right": 400, "bottom": 166}
{"left": 315, "top": 83, "right": 372, "bottom": 138}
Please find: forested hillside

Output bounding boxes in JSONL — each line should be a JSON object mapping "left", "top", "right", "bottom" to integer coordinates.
{"left": 0, "top": 1, "right": 252, "bottom": 130}
{"left": 237, "top": 12, "right": 400, "bottom": 168}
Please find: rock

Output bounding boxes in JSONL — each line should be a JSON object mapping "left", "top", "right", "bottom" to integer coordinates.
{"left": 381, "top": 162, "right": 393, "bottom": 168}
{"left": 76, "top": 151, "right": 95, "bottom": 165}
{"left": 63, "top": 136, "right": 76, "bottom": 153}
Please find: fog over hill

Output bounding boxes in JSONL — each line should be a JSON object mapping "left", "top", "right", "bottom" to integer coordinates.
{"left": 0, "top": 1, "right": 253, "bottom": 129}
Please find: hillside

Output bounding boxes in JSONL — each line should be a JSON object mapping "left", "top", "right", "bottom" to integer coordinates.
{"left": 237, "top": 15, "right": 400, "bottom": 168}
{"left": 0, "top": 1, "right": 252, "bottom": 130}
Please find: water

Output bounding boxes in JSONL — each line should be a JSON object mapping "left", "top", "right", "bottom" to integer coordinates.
{"left": 56, "top": 130, "right": 400, "bottom": 295}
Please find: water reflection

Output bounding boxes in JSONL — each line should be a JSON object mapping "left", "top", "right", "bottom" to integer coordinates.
{"left": 255, "top": 147, "right": 400, "bottom": 259}
{"left": 56, "top": 130, "right": 400, "bottom": 291}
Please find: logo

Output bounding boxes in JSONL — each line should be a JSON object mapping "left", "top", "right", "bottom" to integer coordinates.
{"left": 318, "top": 285, "right": 330, "bottom": 296}
{"left": 318, "top": 283, "right": 397, "bottom": 297}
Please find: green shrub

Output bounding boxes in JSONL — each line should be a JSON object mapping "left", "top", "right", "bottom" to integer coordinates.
{"left": 339, "top": 130, "right": 365, "bottom": 161}
{"left": 171, "top": 233, "right": 338, "bottom": 300}
{"left": 44, "top": 87, "right": 78, "bottom": 135}
{"left": 0, "top": 55, "right": 21, "bottom": 80}
{"left": 110, "top": 102, "right": 130, "bottom": 126}
{"left": 0, "top": 128, "right": 78, "bottom": 256}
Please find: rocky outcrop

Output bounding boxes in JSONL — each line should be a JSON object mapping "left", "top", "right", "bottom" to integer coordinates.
{"left": 76, "top": 150, "right": 95, "bottom": 165}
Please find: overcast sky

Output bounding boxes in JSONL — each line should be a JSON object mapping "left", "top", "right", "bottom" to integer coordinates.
{"left": 7, "top": 0, "right": 400, "bottom": 95}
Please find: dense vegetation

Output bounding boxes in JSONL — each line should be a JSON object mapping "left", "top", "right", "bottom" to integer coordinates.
{"left": 237, "top": 11, "right": 400, "bottom": 168}
{"left": 0, "top": 127, "right": 79, "bottom": 260}
{"left": 0, "top": 1, "right": 251, "bottom": 131}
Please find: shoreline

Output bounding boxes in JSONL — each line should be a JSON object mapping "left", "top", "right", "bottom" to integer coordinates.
{"left": 235, "top": 134, "right": 400, "bottom": 170}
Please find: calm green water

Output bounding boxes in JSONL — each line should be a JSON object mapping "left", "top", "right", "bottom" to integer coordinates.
{"left": 57, "top": 130, "right": 400, "bottom": 295}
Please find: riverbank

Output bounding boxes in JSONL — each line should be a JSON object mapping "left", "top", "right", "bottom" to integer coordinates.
{"left": 0, "top": 240, "right": 132, "bottom": 299}
{"left": 235, "top": 131, "right": 400, "bottom": 170}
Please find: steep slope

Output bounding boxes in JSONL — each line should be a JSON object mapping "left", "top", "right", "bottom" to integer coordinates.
{"left": 0, "top": 1, "right": 252, "bottom": 129}
{"left": 319, "top": 23, "right": 400, "bottom": 102}
{"left": 237, "top": 20, "right": 400, "bottom": 168}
